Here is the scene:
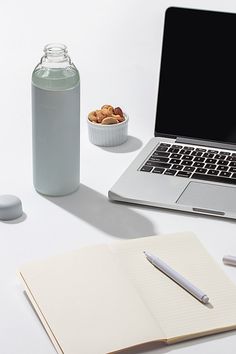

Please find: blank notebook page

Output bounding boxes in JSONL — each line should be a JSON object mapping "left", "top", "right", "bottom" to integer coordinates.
{"left": 20, "top": 245, "right": 163, "bottom": 354}
{"left": 109, "top": 232, "right": 236, "bottom": 342}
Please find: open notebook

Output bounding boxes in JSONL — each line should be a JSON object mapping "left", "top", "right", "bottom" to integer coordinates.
{"left": 19, "top": 232, "right": 236, "bottom": 354}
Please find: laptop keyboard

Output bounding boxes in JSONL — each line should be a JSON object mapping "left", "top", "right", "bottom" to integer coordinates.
{"left": 140, "top": 143, "right": 236, "bottom": 185}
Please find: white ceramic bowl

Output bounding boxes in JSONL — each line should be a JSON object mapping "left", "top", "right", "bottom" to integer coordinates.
{"left": 87, "top": 114, "right": 128, "bottom": 147}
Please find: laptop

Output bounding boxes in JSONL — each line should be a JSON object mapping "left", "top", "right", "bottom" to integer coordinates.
{"left": 109, "top": 7, "right": 236, "bottom": 219}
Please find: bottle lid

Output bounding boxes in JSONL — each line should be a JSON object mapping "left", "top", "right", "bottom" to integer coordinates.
{"left": 0, "top": 195, "right": 23, "bottom": 220}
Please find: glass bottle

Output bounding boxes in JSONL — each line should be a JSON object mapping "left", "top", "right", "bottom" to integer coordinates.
{"left": 32, "top": 43, "right": 80, "bottom": 196}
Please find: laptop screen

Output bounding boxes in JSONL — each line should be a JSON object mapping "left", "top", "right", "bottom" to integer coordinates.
{"left": 155, "top": 7, "right": 236, "bottom": 145}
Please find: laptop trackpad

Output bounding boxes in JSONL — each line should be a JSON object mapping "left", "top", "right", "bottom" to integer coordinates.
{"left": 176, "top": 182, "right": 236, "bottom": 215}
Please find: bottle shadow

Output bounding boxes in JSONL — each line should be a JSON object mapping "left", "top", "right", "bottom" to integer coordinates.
{"left": 44, "top": 184, "right": 156, "bottom": 239}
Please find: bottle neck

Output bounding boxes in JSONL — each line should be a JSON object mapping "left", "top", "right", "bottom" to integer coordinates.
{"left": 41, "top": 43, "right": 71, "bottom": 67}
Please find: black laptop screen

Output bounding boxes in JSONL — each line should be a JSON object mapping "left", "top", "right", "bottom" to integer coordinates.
{"left": 155, "top": 7, "right": 236, "bottom": 144}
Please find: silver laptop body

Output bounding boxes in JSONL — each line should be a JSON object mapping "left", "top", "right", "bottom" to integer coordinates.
{"left": 109, "top": 7, "right": 236, "bottom": 219}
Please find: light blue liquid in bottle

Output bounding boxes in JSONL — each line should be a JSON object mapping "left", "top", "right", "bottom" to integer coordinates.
{"left": 32, "top": 43, "right": 80, "bottom": 196}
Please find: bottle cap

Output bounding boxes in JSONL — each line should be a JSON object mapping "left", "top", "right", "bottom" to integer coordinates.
{"left": 0, "top": 195, "right": 23, "bottom": 220}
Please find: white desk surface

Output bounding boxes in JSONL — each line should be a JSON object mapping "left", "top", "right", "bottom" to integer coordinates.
{"left": 1, "top": 0, "right": 236, "bottom": 353}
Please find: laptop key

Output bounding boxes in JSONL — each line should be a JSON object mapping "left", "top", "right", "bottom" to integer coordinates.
{"left": 217, "top": 165, "right": 228, "bottom": 171}
{"left": 196, "top": 168, "right": 207, "bottom": 174}
{"left": 205, "top": 163, "right": 216, "bottom": 169}
{"left": 215, "top": 154, "right": 226, "bottom": 160}
{"left": 196, "top": 148, "right": 207, "bottom": 152}
{"left": 146, "top": 161, "right": 171, "bottom": 169}
{"left": 194, "top": 157, "right": 205, "bottom": 162}
{"left": 152, "top": 151, "right": 170, "bottom": 157}
{"left": 156, "top": 146, "right": 168, "bottom": 152}
{"left": 170, "top": 153, "right": 181, "bottom": 159}
{"left": 229, "top": 167, "right": 236, "bottom": 173}
{"left": 183, "top": 166, "right": 195, "bottom": 172}
{"left": 226, "top": 156, "right": 236, "bottom": 161}
{"left": 207, "top": 149, "right": 219, "bottom": 154}
{"left": 230, "top": 162, "right": 236, "bottom": 167}
{"left": 168, "top": 148, "right": 180, "bottom": 153}
{"left": 152, "top": 167, "right": 165, "bottom": 174}
{"left": 149, "top": 157, "right": 169, "bottom": 163}
{"left": 180, "top": 149, "right": 191, "bottom": 155}
{"left": 181, "top": 160, "right": 193, "bottom": 166}
{"left": 220, "top": 171, "right": 231, "bottom": 177}
{"left": 159, "top": 143, "right": 171, "bottom": 147}
{"left": 183, "top": 146, "right": 194, "bottom": 150}
{"left": 172, "top": 145, "right": 183, "bottom": 149}
{"left": 140, "top": 166, "right": 153, "bottom": 172}
{"left": 207, "top": 169, "right": 219, "bottom": 175}
{"left": 205, "top": 158, "right": 217, "bottom": 164}
{"left": 232, "top": 173, "right": 236, "bottom": 178}
{"left": 193, "top": 162, "right": 204, "bottom": 167}
{"left": 191, "top": 151, "right": 203, "bottom": 156}
{"left": 176, "top": 171, "right": 192, "bottom": 178}
{"left": 217, "top": 160, "right": 228, "bottom": 166}
{"left": 203, "top": 153, "right": 214, "bottom": 158}
{"left": 172, "top": 164, "right": 183, "bottom": 170}
{"left": 170, "top": 158, "right": 181, "bottom": 164}
{"left": 164, "top": 169, "right": 176, "bottom": 176}
{"left": 219, "top": 151, "right": 231, "bottom": 155}
{"left": 181, "top": 155, "right": 193, "bottom": 160}
{"left": 192, "top": 173, "right": 236, "bottom": 185}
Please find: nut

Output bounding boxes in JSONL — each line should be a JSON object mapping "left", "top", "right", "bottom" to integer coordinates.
{"left": 88, "top": 105, "right": 125, "bottom": 125}
{"left": 101, "top": 104, "right": 114, "bottom": 110}
{"left": 112, "top": 114, "right": 125, "bottom": 122}
{"left": 107, "top": 106, "right": 114, "bottom": 115}
{"left": 101, "top": 117, "right": 118, "bottom": 125}
{"left": 88, "top": 111, "right": 98, "bottom": 122}
{"left": 96, "top": 110, "right": 106, "bottom": 123}
{"left": 101, "top": 108, "right": 109, "bottom": 116}
{"left": 114, "top": 107, "right": 123, "bottom": 117}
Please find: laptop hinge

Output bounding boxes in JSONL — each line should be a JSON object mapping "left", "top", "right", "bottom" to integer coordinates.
{"left": 176, "top": 137, "right": 236, "bottom": 151}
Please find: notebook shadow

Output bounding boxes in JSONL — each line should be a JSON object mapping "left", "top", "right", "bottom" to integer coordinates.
{"left": 23, "top": 291, "right": 57, "bottom": 351}
{"left": 119, "top": 330, "right": 236, "bottom": 354}
{"left": 100, "top": 135, "right": 143, "bottom": 153}
{"left": 44, "top": 184, "right": 157, "bottom": 239}
{"left": 118, "top": 341, "right": 167, "bottom": 354}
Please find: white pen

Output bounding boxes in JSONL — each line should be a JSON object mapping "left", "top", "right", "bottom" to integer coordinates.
{"left": 143, "top": 251, "right": 209, "bottom": 304}
{"left": 223, "top": 255, "right": 236, "bottom": 267}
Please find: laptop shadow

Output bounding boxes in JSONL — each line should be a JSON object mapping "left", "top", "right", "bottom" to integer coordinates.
{"left": 44, "top": 184, "right": 157, "bottom": 239}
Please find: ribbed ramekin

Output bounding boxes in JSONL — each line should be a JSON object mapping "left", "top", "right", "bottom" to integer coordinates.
{"left": 87, "top": 114, "right": 128, "bottom": 147}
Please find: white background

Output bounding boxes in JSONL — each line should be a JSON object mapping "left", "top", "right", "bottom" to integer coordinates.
{"left": 1, "top": 0, "right": 236, "bottom": 353}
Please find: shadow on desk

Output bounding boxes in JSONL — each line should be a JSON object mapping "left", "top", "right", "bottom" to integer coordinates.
{"left": 100, "top": 135, "right": 143, "bottom": 153}
{"left": 44, "top": 184, "right": 157, "bottom": 239}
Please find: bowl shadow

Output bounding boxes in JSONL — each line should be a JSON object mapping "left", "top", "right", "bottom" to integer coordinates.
{"left": 100, "top": 135, "right": 143, "bottom": 153}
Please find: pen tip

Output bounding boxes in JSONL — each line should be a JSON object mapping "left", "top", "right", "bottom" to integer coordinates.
{"left": 202, "top": 295, "right": 209, "bottom": 304}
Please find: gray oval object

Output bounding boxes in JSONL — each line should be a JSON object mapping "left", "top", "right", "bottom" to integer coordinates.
{"left": 0, "top": 195, "right": 23, "bottom": 220}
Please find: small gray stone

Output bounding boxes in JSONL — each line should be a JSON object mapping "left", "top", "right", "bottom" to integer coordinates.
{"left": 0, "top": 195, "right": 23, "bottom": 220}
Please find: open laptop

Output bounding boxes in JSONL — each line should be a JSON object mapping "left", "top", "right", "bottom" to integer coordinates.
{"left": 109, "top": 7, "right": 236, "bottom": 219}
